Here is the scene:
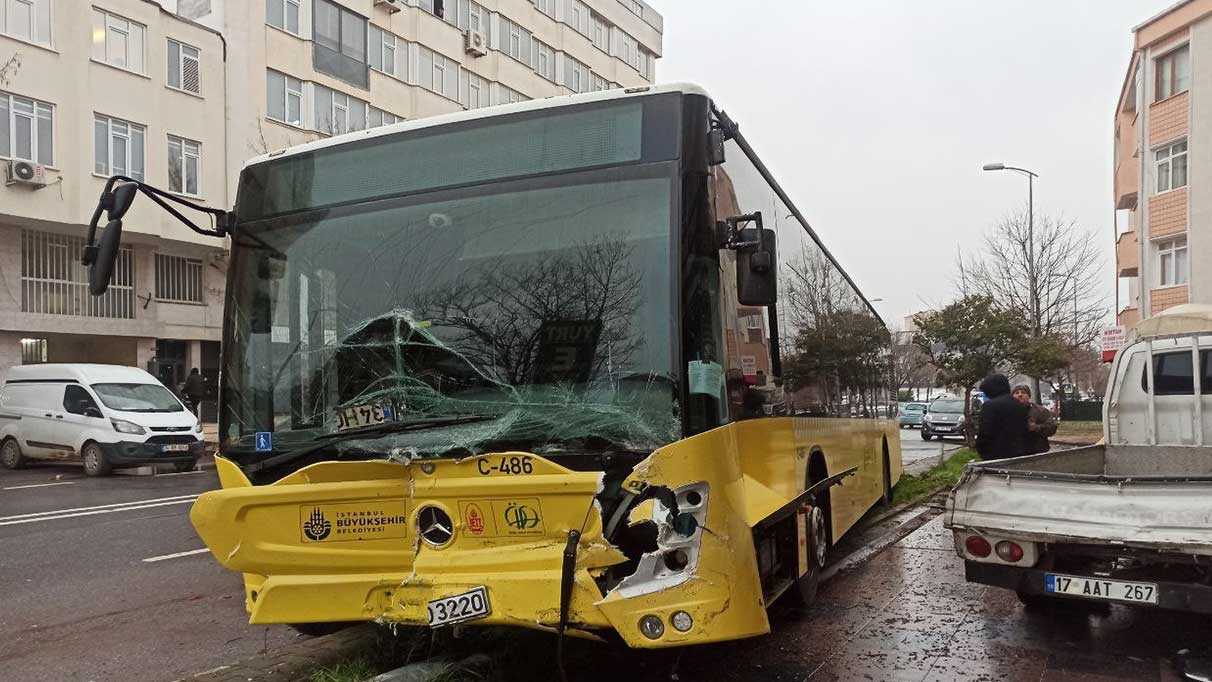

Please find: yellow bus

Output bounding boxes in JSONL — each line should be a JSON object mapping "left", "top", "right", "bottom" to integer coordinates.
{"left": 84, "top": 83, "right": 901, "bottom": 649}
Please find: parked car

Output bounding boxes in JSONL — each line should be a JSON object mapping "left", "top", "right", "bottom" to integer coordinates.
{"left": 0, "top": 364, "right": 204, "bottom": 476}
{"left": 921, "top": 398, "right": 966, "bottom": 440}
{"left": 899, "top": 402, "right": 927, "bottom": 428}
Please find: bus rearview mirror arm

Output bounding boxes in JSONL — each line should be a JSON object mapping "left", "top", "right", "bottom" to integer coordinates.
{"left": 82, "top": 175, "right": 234, "bottom": 296}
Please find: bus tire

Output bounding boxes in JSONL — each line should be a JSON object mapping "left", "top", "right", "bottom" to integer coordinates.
{"left": 1, "top": 438, "right": 26, "bottom": 469}
{"left": 82, "top": 442, "right": 112, "bottom": 477}
{"left": 794, "top": 504, "right": 829, "bottom": 607}
{"left": 881, "top": 443, "right": 893, "bottom": 506}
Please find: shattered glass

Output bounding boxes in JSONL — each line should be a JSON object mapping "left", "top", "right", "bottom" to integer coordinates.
{"left": 221, "top": 167, "right": 681, "bottom": 461}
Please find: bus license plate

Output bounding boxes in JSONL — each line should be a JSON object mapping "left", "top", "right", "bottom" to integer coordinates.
{"left": 1045, "top": 573, "right": 1158, "bottom": 604}
{"left": 335, "top": 402, "right": 395, "bottom": 432}
{"left": 161, "top": 444, "right": 190, "bottom": 452}
{"left": 427, "top": 587, "right": 490, "bottom": 627}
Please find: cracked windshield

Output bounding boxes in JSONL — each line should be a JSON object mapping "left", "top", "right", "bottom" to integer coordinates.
{"left": 223, "top": 106, "right": 678, "bottom": 460}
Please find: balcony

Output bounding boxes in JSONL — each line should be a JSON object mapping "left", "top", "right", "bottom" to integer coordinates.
{"left": 1114, "top": 111, "right": 1139, "bottom": 210}
{"left": 1116, "top": 231, "right": 1139, "bottom": 277}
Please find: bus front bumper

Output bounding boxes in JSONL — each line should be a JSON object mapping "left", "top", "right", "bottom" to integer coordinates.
{"left": 190, "top": 433, "right": 775, "bottom": 648}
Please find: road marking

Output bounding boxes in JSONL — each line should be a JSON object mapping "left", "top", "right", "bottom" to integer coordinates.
{"left": 143, "top": 548, "right": 210, "bottom": 563}
{"left": 2, "top": 481, "right": 76, "bottom": 490}
{"left": 0, "top": 494, "right": 199, "bottom": 526}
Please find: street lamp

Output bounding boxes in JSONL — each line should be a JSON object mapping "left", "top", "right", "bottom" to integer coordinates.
{"left": 984, "top": 162, "right": 1041, "bottom": 401}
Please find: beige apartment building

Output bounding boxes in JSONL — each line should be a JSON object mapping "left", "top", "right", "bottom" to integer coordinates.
{"left": 0, "top": 0, "right": 662, "bottom": 401}
{"left": 0, "top": 0, "right": 229, "bottom": 397}
{"left": 1114, "top": 0, "right": 1212, "bottom": 327}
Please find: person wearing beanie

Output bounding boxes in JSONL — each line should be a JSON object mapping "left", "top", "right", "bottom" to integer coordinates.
{"left": 975, "top": 373, "right": 1029, "bottom": 460}
{"left": 1012, "top": 384, "right": 1057, "bottom": 455}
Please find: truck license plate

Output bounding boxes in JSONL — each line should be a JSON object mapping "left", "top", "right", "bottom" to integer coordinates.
{"left": 427, "top": 587, "right": 490, "bottom": 627}
{"left": 1045, "top": 573, "right": 1158, "bottom": 604}
{"left": 335, "top": 402, "right": 395, "bottom": 432}
{"left": 161, "top": 444, "right": 190, "bottom": 452}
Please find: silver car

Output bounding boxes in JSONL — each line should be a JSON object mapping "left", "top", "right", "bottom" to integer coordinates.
{"left": 921, "top": 398, "right": 966, "bottom": 441}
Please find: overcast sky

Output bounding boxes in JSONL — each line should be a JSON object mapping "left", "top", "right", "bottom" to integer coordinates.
{"left": 658, "top": 0, "right": 1167, "bottom": 328}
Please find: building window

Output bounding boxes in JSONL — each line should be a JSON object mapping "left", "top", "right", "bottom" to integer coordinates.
{"left": 502, "top": 18, "right": 533, "bottom": 67}
{"left": 590, "top": 73, "right": 610, "bottom": 92}
{"left": 591, "top": 14, "right": 609, "bottom": 52}
{"left": 417, "top": 46, "right": 458, "bottom": 101}
{"left": 418, "top": 0, "right": 446, "bottom": 18}
{"left": 155, "top": 253, "right": 204, "bottom": 303}
{"left": 167, "top": 135, "right": 201, "bottom": 196}
{"left": 564, "top": 56, "right": 589, "bottom": 93}
{"left": 313, "top": 84, "right": 367, "bottom": 135}
{"left": 619, "top": 31, "right": 638, "bottom": 70}
{"left": 533, "top": 40, "right": 556, "bottom": 81}
{"left": 21, "top": 230, "right": 134, "bottom": 319}
{"left": 20, "top": 337, "right": 47, "bottom": 364}
{"left": 460, "top": 70, "right": 487, "bottom": 110}
{"left": 167, "top": 39, "right": 201, "bottom": 94}
{"left": 1156, "top": 45, "right": 1190, "bottom": 101}
{"left": 637, "top": 47, "right": 654, "bottom": 81}
{"left": 1, "top": 0, "right": 51, "bottom": 46}
{"left": 1157, "top": 237, "right": 1189, "bottom": 287}
{"left": 532, "top": 0, "right": 555, "bottom": 18}
{"left": 266, "top": 69, "right": 304, "bottom": 126}
{"left": 368, "top": 25, "right": 399, "bottom": 78}
{"left": 567, "top": 0, "right": 591, "bottom": 35}
{"left": 0, "top": 90, "right": 53, "bottom": 165}
{"left": 444, "top": 0, "right": 483, "bottom": 31}
{"left": 367, "top": 106, "right": 401, "bottom": 128}
{"left": 498, "top": 85, "right": 526, "bottom": 105}
{"left": 623, "top": 0, "right": 643, "bottom": 18}
{"left": 313, "top": 0, "right": 368, "bottom": 89}
{"left": 266, "top": 0, "right": 301, "bottom": 35}
{"left": 94, "top": 114, "right": 144, "bottom": 181}
{"left": 1156, "top": 140, "right": 1188, "bottom": 193}
{"left": 91, "top": 8, "right": 146, "bottom": 74}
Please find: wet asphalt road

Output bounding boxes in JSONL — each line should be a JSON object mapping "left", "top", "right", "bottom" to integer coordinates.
{"left": 0, "top": 461, "right": 298, "bottom": 682}
{"left": 897, "top": 426, "right": 965, "bottom": 472}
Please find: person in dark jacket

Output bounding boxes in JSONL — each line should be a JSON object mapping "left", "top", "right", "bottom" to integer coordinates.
{"left": 1012, "top": 384, "right": 1057, "bottom": 455}
{"left": 182, "top": 368, "right": 205, "bottom": 416}
{"left": 975, "top": 374, "right": 1029, "bottom": 460}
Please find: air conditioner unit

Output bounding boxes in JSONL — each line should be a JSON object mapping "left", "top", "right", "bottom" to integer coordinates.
{"left": 374, "top": 0, "right": 402, "bottom": 13}
{"left": 464, "top": 30, "right": 488, "bottom": 57}
{"left": 6, "top": 160, "right": 46, "bottom": 188}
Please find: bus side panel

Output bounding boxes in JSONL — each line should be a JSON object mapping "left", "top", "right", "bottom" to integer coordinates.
{"left": 732, "top": 417, "right": 899, "bottom": 544}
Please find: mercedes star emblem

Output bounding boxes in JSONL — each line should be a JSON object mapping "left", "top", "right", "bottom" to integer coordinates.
{"left": 418, "top": 506, "right": 454, "bottom": 547}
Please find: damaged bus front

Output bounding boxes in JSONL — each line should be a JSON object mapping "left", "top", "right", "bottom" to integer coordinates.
{"left": 83, "top": 84, "right": 901, "bottom": 648}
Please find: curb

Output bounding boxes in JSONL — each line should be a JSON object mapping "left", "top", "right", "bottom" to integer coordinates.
{"left": 175, "top": 624, "right": 379, "bottom": 682}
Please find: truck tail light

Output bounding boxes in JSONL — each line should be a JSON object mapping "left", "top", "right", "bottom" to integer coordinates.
{"left": 965, "top": 535, "right": 992, "bottom": 558}
{"left": 995, "top": 540, "right": 1024, "bottom": 563}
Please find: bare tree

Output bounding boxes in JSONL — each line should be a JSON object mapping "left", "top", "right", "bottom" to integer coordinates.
{"left": 0, "top": 52, "right": 21, "bottom": 87}
{"left": 958, "top": 210, "right": 1107, "bottom": 349}
{"left": 889, "top": 336, "right": 933, "bottom": 401}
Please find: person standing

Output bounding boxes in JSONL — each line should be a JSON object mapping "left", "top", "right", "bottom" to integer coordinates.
{"left": 182, "top": 368, "right": 205, "bottom": 417}
{"left": 1012, "top": 384, "right": 1056, "bottom": 455}
{"left": 975, "top": 374, "right": 1029, "bottom": 461}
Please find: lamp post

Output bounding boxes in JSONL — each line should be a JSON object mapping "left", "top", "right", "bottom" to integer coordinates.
{"left": 983, "top": 162, "right": 1041, "bottom": 401}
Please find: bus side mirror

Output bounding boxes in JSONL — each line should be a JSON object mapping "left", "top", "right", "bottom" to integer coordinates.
{"left": 89, "top": 219, "right": 124, "bottom": 296}
{"left": 737, "top": 227, "right": 777, "bottom": 306}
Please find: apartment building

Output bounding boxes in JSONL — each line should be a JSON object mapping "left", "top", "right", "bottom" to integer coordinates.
{"left": 0, "top": 0, "right": 228, "bottom": 394}
{"left": 180, "top": 0, "right": 664, "bottom": 197}
{"left": 0, "top": 0, "right": 663, "bottom": 395}
{"left": 1114, "top": 0, "right": 1212, "bottom": 327}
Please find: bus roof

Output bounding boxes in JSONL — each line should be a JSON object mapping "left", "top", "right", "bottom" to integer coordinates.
{"left": 243, "top": 82, "right": 710, "bottom": 170}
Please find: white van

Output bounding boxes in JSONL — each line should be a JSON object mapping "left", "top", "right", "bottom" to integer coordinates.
{"left": 0, "top": 364, "right": 205, "bottom": 476}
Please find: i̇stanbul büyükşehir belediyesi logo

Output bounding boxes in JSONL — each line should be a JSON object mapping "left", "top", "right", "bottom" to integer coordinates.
{"left": 303, "top": 507, "right": 332, "bottom": 541}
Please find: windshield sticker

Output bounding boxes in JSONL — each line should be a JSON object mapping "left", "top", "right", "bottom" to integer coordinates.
{"left": 299, "top": 501, "right": 408, "bottom": 543}
{"left": 457, "top": 498, "right": 545, "bottom": 537}
{"left": 533, "top": 320, "right": 603, "bottom": 384}
{"left": 688, "top": 361, "right": 724, "bottom": 397}
{"left": 255, "top": 432, "right": 273, "bottom": 452}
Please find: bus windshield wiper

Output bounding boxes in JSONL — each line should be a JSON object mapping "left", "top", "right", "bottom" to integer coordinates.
{"left": 245, "top": 415, "right": 500, "bottom": 474}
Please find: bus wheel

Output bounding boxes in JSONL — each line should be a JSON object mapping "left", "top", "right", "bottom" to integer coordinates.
{"left": 794, "top": 504, "right": 829, "bottom": 607}
{"left": 881, "top": 446, "right": 893, "bottom": 506}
